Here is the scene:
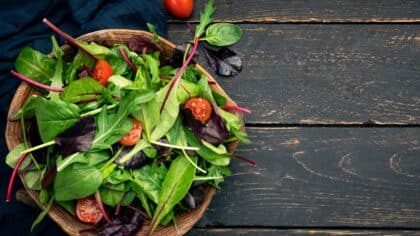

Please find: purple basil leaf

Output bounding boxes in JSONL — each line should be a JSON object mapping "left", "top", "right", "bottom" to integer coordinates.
{"left": 96, "top": 206, "right": 144, "bottom": 236}
{"left": 182, "top": 184, "right": 204, "bottom": 209}
{"left": 202, "top": 45, "right": 242, "bottom": 77}
{"left": 168, "top": 43, "right": 199, "bottom": 68}
{"left": 128, "top": 36, "right": 162, "bottom": 54}
{"left": 182, "top": 107, "right": 229, "bottom": 146}
{"left": 41, "top": 164, "right": 57, "bottom": 189}
{"left": 55, "top": 116, "right": 96, "bottom": 157}
{"left": 115, "top": 147, "right": 151, "bottom": 169}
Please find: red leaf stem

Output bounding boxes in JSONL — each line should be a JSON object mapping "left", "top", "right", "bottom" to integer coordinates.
{"left": 6, "top": 153, "right": 29, "bottom": 202}
{"left": 10, "top": 70, "right": 64, "bottom": 92}
{"left": 222, "top": 105, "right": 252, "bottom": 114}
{"left": 119, "top": 48, "right": 138, "bottom": 72}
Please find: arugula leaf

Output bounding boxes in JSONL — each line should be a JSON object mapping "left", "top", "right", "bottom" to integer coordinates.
{"left": 203, "top": 23, "right": 242, "bottom": 47}
{"left": 195, "top": 0, "right": 216, "bottom": 38}
{"left": 149, "top": 155, "right": 196, "bottom": 234}
{"left": 13, "top": 95, "right": 39, "bottom": 119}
{"left": 65, "top": 50, "right": 95, "bottom": 83}
{"left": 31, "top": 198, "right": 54, "bottom": 232}
{"left": 6, "top": 144, "right": 31, "bottom": 170}
{"left": 92, "top": 91, "right": 155, "bottom": 149}
{"left": 219, "top": 109, "right": 251, "bottom": 144}
{"left": 177, "top": 80, "right": 201, "bottom": 104}
{"left": 142, "top": 54, "right": 161, "bottom": 88}
{"left": 54, "top": 166, "right": 102, "bottom": 201}
{"left": 108, "top": 75, "right": 134, "bottom": 89}
{"left": 185, "top": 129, "right": 230, "bottom": 166}
{"left": 147, "top": 23, "right": 159, "bottom": 43}
{"left": 130, "top": 182, "right": 152, "bottom": 217}
{"left": 203, "top": 165, "right": 231, "bottom": 188}
{"left": 201, "top": 140, "right": 228, "bottom": 155}
{"left": 105, "top": 45, "right": 130, "bottom": 76}
{"left": 150, "top": 82, "right": 180, "bottom": 141}
{"left": 76, "top": 40, "right": 111, "bottom": 59}
{"left": 60, "top": 77, "right": 104, "bottom": 103}
{"left": 49, "top": 35, "right": 64, "bottom": 100}
{"left": 132, "top": 163, "right": 168, "bottom": 204}
{"left": 132, "top": 98, "right": 160, "bottom": 140}
{"left": 34, "top": 97, "right": 80, "bottom": 142}
{"left": 15, "top": 47, "right": 56, "bottom": 85}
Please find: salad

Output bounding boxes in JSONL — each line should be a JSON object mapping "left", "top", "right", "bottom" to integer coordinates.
{"left": 5, "top": 1, "right": 252, "bottom": 235}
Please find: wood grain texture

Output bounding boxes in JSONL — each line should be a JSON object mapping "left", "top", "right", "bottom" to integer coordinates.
{"left": 168, "top": 0, "right": 420, "bottom": 23}
{"left": 192, "top": 127, "right": 420, "bottom": 228}
{"left": 188, "top": 228, "right": 420, "bottom": 236}
{"left": 168, "top": 24, "right": 420, "bottom": 125}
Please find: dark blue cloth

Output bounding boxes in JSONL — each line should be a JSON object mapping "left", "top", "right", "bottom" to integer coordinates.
{"left": 0, "top": 1, "right": 167, "bottom": 235}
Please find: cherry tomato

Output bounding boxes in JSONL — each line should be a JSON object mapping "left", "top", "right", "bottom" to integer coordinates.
{"left": 119, "top": 119, "right": 142, "bottom": 146}
{"left": 92, "top": 60, "right": 113, "bottom": 86}
{"left": 164, "top": 0, "right": 194, "bottom": 18}
{"left": 184, "top": 97, "right": 212, "bottom": 123}
{"left": 76, "top": 197, "right": 103, "bottom": 225}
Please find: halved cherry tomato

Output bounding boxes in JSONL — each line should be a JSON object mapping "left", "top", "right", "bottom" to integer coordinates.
{"left": 119, "top": 119, "right": 142, "bottom": 146}
{"left": 184, "top": 97, "right": 212, "bottom": 123}
{"left": 76, "top": 197, "right": 103, "bottom": 225}
{"left": 92, "top": 60, "right": 113, "bottom": 86}
{"left": 164, "top": 0, "right": 194, "bottom": 18}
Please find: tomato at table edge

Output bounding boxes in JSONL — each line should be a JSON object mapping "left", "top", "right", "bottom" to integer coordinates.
{"left": 76, "top": 196, "right": 103, "bottom": 225}
{"left": 184, "top": 97, "right": 212, "bottom": 124}
{"left": 92, "top": 59, "right": 113, "bottom": 87}
{"left": 164, "top": 0, "right": 194, "bottom": 18}
{"left": 119, "top": 118, "right": 143, "bottom": 146}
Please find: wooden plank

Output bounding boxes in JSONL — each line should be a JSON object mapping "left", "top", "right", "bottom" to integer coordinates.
{"left": 189, "top": 228, "right": 420, "bottom": 235}
{"left": 193, "top": 127, "right": 420, "bottom": 228}
{"left": 168, "top": 0, "right": 420, "bottom": 23}
{"left": 168, "top": 24, "right": 420, "bottom": 125}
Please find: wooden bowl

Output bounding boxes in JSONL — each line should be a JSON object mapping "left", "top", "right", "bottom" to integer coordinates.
{"left": 5, "top": 30, "right": 243, "bottom": 235}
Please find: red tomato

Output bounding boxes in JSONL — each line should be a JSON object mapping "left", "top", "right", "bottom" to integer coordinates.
{"left": 164, "top": 0, "right": 194, "bottom": 18}
{"left": 184, "top": 97, "right": 212, "bottom": 123}
{"left": 92, "top": 60, "right": 113, "bottom": 86}
{"left": 119, "top": 119, "right": 142, "bottom": 146}
{"left": 76, "top": 197, "right": 103, "bottom": 225}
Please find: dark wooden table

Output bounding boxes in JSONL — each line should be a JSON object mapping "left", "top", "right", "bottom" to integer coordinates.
{"left": 167, "top": 1, "right": 420, "bottom": 235}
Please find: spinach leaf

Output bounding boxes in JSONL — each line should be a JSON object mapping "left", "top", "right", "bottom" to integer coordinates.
{"left": 132, "top": 98, "right": 160, "bottom": 140}
{"left": 24, "top": 169, "right": 43, "bottom": 190}
{"left": 185, "top": 129, "right": 230, "bottom": 166}
{"left": 130, "top": 182, "right": 152, "bottom": 217}
{"left": 99, "top": 187, "right": 125, "bottom": 207}
{"left": 60, "top": 77, "right": 104, "bottom": 103}
{"left": 213, "top": 91, "right": 227, "bottom": 106}
{"left": 49, "top": 36, "right": 64, "bottom": 100}
{"left": 198, "top": 76, "right": 215, "bottom": 102}
{"left": 6, "top": 144, "right": 31, "bottom": 170}
{"left": 56, "top": 200, "right": 76, "bottom": 216}
{"left": 204, "top": 23, "right": 242, "bottom": 47}
{"left": 202, "top": 140, "right": 228, "bottom": 155}
{"left": 120, "top": 191, "right": 136, "bottom": 206}
{"left": 150, "top": 82, "right": 180, "bottom": 141}
{"left": 34, "top": 97, "right": 80, "bottom": 142}
{"left": 66, "top": 50, "right": 95, "bottom": 83}
{"left": 15, "top": 47, "right": 55, "bottom": 85}
{"left": 132, "top": 163, "right": 168, "bottom": 204}
{"left": 149, "top": 155, "right": 196, "bottom": 234}
{"left": 53, "top": 166, "right": 102, "bottom": 201}
{"left": 107, "top": 168, "right": 132, "bottom": 184}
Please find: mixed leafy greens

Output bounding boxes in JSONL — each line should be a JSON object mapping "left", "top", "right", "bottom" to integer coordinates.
{"left": 5, "top": 1, "right": 252, "bottom": 235}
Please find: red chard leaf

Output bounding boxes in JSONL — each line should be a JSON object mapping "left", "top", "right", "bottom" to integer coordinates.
{"left": 128, "top": 36, "right": 162, "bottom": 54}
{"left": 202, "top": 45, "right": 242, "bottom": 77}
